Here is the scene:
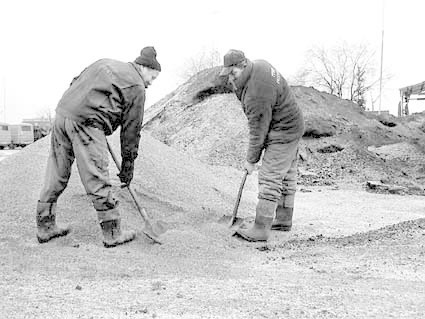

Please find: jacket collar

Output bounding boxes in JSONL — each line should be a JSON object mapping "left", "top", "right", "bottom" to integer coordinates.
{"left": 130, "top": 62, "right": 145, "bottom": 82}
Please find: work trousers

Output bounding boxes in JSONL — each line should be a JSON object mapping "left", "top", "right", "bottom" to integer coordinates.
{"left": 258, "top": 138, "right": 300, "bottom": 207}
{"left": 39, "top": 114, "right": 119, "bottom": 222}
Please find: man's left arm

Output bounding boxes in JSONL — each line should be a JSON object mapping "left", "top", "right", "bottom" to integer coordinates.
{"left": 118, "top": 86, "right": 145, "bottom": 186}
{"left": 244, "top": 96, "right": 273, "bottom": 164}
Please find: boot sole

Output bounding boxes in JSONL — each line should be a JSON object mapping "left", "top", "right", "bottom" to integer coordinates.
{"left": 103, "top": 234, "right": 136, "bottom": 248}
{"left": 37, "top": 229, "right": 71, "bottom": 244}
{"left": 233, "top": 231, "right": 267, "bottom": 242}
{"left": 271, "top": 225, "right": 292, "bottom": 231}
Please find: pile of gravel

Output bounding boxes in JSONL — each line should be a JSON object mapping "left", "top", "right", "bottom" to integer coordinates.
{"left": 0, "top": 131, "right": 259, "bottom": 240}
{"left": 142, "top": 67, "right": 425, "bottom": 193}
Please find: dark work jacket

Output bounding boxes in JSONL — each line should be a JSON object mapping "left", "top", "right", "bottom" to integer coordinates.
{"left": 56, "top": 59, "right": 146, "bottom": 170}
{"left": 234, "top": 60, "right": 305, "bottom": 163}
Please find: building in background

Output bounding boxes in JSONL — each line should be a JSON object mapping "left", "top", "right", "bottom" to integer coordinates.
{"left": 399, "top": 81, "right": 425, "bottom": 117}
{"left": 22, "top": 117, "right": 52, "bottom": 141}
{"left": 10, "top": 123, "right": 34, "bottom": 147}
{"left": 0, "top": 122, "right": 12, "bottom": 149}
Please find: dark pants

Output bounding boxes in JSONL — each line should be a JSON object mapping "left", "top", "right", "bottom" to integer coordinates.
{"left": 258, "top": 139, "right": 299, "bottom": 213}
{"left": 39, "top": 114, "right": 119, "bottom": 222}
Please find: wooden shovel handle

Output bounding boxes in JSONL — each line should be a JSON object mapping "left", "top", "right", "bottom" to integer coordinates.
{"left": 229, "top": 170, "right": 248, "bottom": 226}
{"left": 106, "top": 139, "right": 149, "bottom": 222}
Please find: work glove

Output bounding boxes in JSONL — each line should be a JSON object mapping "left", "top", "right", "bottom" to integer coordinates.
{"left": 118, "top": 160, "right": 134, "bottom": 188}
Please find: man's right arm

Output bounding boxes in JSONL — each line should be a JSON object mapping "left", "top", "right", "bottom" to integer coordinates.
{"left": 118, "top": 86, "right": 145, "bottom": 186}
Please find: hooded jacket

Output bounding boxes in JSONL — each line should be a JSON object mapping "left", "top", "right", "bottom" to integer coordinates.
{"left": 56, "top": 59, "right": 146, "bottom": 174}
{"left": 234, "top": 59, "right": 305, "bottom": 163}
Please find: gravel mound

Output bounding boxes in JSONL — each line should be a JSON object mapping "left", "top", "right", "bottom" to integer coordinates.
{"left": 271, "top": 217, "right": 425, "bottom": 250}
{"left": 143, "top": 67, "right": 425, "bottom": 193}
{"left": 0, "top": 131, "right": 258, "bottom": 238}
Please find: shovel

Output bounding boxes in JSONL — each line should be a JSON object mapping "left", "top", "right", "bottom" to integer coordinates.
{"left": 106, "top": 139, "right": 165, "bottom": 244}
{"left": 218, "top": 170, "right": 248, "bottom": 227}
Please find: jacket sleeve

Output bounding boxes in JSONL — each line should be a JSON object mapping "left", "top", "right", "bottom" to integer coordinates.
{"left": 244, "top": 96, "right": 273, "bottom": 163}
{"left": 120, "top": 85, "right": 145, "bottom": 176}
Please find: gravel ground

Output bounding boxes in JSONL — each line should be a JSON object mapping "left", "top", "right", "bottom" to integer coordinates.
{"left": 0, "top": 149, "right": 20, "bottom": 162}
{"left": 1, "top": 134, "right": 425, "bottom": 318}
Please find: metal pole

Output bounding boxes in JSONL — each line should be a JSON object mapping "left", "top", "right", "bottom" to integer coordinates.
{"left": 378, "top": 0, "right": 385, "bottom": 115}
{"left": 2, "top": 78, "right": 5, "bottom": 122}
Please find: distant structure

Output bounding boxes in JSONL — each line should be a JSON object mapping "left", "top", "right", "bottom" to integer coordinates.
{"left": 22, "top": 117, "right": 52, "bottom": 141}
{"left": 399, "top": 81, "right": 425, "bottom": 117}
{"left": 368, "top": 110, "right": 390, "bottom": 116}
{"left": 22, "top": 117, "right": 52, "bottom": 129}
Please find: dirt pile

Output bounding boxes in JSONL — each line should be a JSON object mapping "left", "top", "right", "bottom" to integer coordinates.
{"left": 143, "top": 67, "right": 425, "bottom": 194}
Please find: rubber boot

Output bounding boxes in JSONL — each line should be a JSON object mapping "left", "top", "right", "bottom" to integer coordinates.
{"left": 234, "top": 199, "right": 276, "bottom": 242}
{"left": 271, "top": 205, "right": 294, "bottom": 231}
{"left": 36, "top": 201, "right": 71, "bottom": 243}
{"left": 100, "top": 219, "right": 136, "bottom": 248}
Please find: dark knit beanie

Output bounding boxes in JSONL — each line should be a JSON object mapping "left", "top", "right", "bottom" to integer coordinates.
{"left": 134, "top": 46, "right": 161, "bottom": 71}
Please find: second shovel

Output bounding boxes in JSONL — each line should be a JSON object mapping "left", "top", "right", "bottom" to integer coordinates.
{"left": 216, "top": 170, "right": 249, "bottom": 227}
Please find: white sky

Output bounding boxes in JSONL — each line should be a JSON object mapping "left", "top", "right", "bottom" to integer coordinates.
{"left": 0, "top": 0, "right": 424, "bottom": 123}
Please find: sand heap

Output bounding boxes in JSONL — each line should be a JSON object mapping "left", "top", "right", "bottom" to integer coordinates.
{"left": 143, "top": 67, "right": 425, "bottom": 194}
{"left": 0, "top": 131, "right": 262, "bottom": 247}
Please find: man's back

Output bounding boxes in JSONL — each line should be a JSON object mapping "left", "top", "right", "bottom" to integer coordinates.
{"left": 243, "top": 59, "right": 305, "bottom": 143}
{"left": 56, "top": 59, "right": 145, "bottom": 134}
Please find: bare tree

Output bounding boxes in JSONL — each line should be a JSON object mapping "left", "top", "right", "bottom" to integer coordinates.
{"left": 36, "top": 107, "right": 54, "bottom": 124}
{"left": 303, "top": 45, "right": 344, "bottom": 96}
{"left": 288, "top": 69, "right": 310, "bottom": 87}
{"left": 353, "top": 65, "right": 367, "bottom": 109}
{"left": 295, "top": 42, "right": 389, "bottom": 108}
{"left": 179, "top": 47, "right": 222, "bottom": 80}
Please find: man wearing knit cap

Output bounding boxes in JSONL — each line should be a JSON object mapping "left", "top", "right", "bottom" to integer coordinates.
{"left": 220, "top": 49, "right": 304, "bottom": 242}
{"left": 35, "top": 46, "right": 161, "bottom": 248}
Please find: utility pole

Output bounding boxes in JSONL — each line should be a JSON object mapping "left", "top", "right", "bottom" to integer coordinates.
{"left": 2, "top": 78, "right": 5, "bottom": 122}
{"left": 378, "top": 0, "right": 385, "bottom": 115}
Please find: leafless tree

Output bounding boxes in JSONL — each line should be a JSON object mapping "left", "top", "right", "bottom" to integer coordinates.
{"left": 294, "top": 42, "right": 390, "bottom": 108}
{"left": 288, "top": 69, "right": 310, "bottom": 86}
{"left": 179, "top": 47, "right": 222, "bottom": 80}
{"left": 36, "top": 107, "right": 54, "bottom": 124}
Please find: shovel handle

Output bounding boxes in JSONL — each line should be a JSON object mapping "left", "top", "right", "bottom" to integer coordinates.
{"left": 229, "top": 170, "right": 248, "bottom": 226}
{"left": 106, "top": 139, "right": 149, "bottom": 222}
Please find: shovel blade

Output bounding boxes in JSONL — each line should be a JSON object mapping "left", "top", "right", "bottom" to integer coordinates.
{"left": 152, "top": 220, "right": 169, "bottom": 236}
{"left": 142, "top": 221, "right": 163, "bottom": 245}
{"left": 217, "top": 215, "right": 245, "bottom": 228}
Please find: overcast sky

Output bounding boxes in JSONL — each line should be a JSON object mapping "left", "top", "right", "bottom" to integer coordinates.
{"left": 0, "top": 0, "right": 424, "bottom": 123}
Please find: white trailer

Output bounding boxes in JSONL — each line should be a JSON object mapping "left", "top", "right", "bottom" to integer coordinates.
{"left": 10, "top": 123, "right": 34, "bottom": 147}
{"left": 0, "top": 122, "right": 12, "bottom": 149}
